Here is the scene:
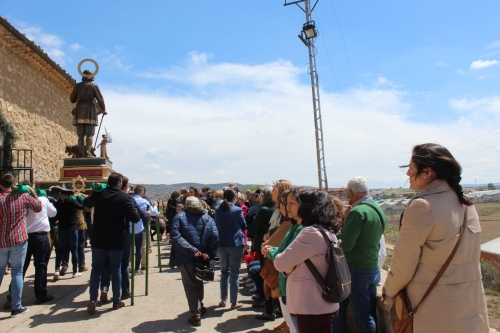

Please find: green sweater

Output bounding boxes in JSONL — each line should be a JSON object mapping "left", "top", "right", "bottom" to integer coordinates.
{"left": 267, "top": 223, "right": 303, "bottom": 296}
{"left": 339, "top": 200, "right": 385, "bottom": 269}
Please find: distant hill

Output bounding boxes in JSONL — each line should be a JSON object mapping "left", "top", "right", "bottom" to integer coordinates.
{"left": 140, "top": 183, "right": 261, "bottom": 199}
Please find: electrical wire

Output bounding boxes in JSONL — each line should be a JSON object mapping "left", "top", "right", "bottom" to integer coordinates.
{"left": 327, "top": 0, "right": 382, "bottom": 178}
{"left": 456, "top": 143, "right": 500, "bottom": 157}
{"left": 451, "top": 127, "right": 500, "bottom": 149}
{"left": 314, "top": 19, "right": 367, "bottom": 176}
{"left": 454, "top": 137, "right": 500, "bottom": 155}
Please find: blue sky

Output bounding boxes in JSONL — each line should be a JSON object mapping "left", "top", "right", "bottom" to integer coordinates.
{"left": 2, "top": 1, "right": 500, "bottom": 188}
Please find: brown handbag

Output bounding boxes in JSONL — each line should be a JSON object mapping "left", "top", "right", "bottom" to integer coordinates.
{"left": 260, "top": 259, "right": 279, "bottom": 290}
{"left": 390, "top": 206, "right": 468, "bottom": 333}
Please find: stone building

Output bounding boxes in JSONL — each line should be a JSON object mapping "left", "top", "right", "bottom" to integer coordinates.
{"left": 0, "top": 16, "right": 77, "bottom": 182}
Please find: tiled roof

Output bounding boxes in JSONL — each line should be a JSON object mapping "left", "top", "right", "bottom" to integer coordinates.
{"left": 0, "top": 16, "right": 76, "bottom": 91}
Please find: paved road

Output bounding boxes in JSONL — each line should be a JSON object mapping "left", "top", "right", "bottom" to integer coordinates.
{"left": 0, "top": 239, "right": 278, "bottom": 333}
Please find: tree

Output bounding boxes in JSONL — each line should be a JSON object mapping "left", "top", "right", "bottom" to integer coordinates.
{"left": 406, "top": 193, "right": 415, "bottom": 199}
{"left": 382, "top": 194, "right": 390, "bottom": 199}
{"left": 390, "top": 192, "right": 397, "bottom": 198}
{"left": 487, "top": 183, "right": 497, "bottom": 190}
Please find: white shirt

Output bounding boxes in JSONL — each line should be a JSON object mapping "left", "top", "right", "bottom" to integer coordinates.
{"left": 26, "top": 196, "right": 57, "bottom": 233}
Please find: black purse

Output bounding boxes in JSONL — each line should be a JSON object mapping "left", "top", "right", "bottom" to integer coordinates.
{"left": 194, "top": 260, "right": 214, "bottom": 281}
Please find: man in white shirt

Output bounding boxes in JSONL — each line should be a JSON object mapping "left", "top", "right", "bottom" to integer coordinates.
{"left": 4, "top": 181, "right": 56, "bottom": 308}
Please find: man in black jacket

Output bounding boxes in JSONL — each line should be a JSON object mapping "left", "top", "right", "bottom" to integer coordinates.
{"left": 83, "top": 173, "right": 140, "bottom": 314}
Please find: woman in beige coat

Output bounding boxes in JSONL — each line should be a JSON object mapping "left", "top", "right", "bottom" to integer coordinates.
{"left": 383, "top": 143, "right": 489, "bottom": 333}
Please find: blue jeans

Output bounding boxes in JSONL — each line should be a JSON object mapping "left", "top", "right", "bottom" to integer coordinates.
{"left": 0, "top": 242, "right": 28, "bottom": 310}
{"left": 89, "top": 247, "right": 123, "bottom": 303}
{"left": 332, "top": 267, "right": 380, "bottom": 333}
{"left": 101, "top": 231, "right": 131, "bottom": 294}
{"left": 56, "top": 229, "right": 78, "bottom": 274}
{"left": 248, "top": 261, "right": 263, "bottom": 297}
{"left": 218, "top": 246, "right": 244, "bottom": 303}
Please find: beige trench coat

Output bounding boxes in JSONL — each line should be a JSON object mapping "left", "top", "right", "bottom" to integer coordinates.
{"left": 384, "top": 180, "right": 489, "bottom": 333}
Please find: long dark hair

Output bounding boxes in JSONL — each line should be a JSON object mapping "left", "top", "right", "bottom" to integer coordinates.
{"left": 220, "top": 188, "right": 236, "bottom": 211}
{"left": 410, "top": 143, "right": 472, "bottom": 206}
{"left": 297, "top": 189, "right": 340, "bottom": 233}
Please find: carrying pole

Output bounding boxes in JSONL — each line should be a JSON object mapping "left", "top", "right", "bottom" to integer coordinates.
{"left": 156, "top": 215, "right": 162, "bottom": 272}
{"left": 145, "top": 218, "right": 150, "bottom": 296}
{"left": 131, "top": 230, "right": 135, "bottom": 306}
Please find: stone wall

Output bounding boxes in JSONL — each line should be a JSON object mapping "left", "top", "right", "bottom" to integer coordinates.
{"left": 0, "top": 98, "right": 76, "bottom": 181}
{"left": 0, "top": 29, "right": 77, "bottom": 182}
{"left": 0, "top": 37, "right": 74, "bottom": 131}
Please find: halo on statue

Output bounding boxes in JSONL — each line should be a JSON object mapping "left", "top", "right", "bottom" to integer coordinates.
{"left": 78, "top": 58, "right": 99, "bottom": 78}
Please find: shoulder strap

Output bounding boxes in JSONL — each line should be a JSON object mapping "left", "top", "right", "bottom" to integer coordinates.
{"left": 412, "top": 205, "right": 468, "bottom": 315}
{"left": 360, "top": 202, "right": 385, "bottom": 228}
{"left": 304, "top": 227, "right": 333, "bottom": 293}
{"left": 305, "top": 259, "right": 329, "bottom": 293}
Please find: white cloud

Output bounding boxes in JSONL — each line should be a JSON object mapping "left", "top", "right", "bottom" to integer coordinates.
{"left": 436, "top": 62, "right": 450, "bottom": 68}
{"left": 487, "top": 41, "right": 500, "bottom": 49}
{"left": 470, "top": 59, "right": 499, "bottom": 70}
{"left": 97, "top": 54, "right": 500, "bottom": 187}
{"left": 70, "top": 43, "right": 82, "bottom": 51}
{"left": 12, "top": 20, "right": 67, "bottom": 64}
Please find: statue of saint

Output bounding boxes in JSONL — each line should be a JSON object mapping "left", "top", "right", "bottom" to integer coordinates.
{"left": 70, "top": 69, "right": 106, "bottom": 157}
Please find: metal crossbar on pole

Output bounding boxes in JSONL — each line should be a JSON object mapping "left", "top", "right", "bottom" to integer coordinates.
{"left": 285, "top": 0, "right": 328, "bottom": 190}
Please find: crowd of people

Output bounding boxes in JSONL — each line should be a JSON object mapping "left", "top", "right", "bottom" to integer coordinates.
{"left": 0, "top": 142, "right": 491, "bottom": 332}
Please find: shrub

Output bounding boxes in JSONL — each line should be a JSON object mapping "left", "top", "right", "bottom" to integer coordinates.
{"left": 481, "top": 259, "right": 500, "bottom": 292}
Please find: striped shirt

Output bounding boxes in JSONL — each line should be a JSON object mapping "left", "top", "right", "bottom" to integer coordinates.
{"left": 0, "top": 189, "right": 42, "bottom": 248}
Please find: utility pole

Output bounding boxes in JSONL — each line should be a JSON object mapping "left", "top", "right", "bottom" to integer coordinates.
{"left": 284, "top": 0, "right": 328, "bottom": 190}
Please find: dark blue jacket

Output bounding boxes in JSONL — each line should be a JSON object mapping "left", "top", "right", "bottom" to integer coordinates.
{"left": 215, "top": 203, "right": 247, "bottom": 247}
{"left": 169, "top": 207, "right": 219, "bottom": 268}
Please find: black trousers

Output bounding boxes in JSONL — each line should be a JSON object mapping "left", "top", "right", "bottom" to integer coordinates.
{"left": 23, "top": 233, "right": 50, "bottom": 299}
{"left": 296, "top": 313, "right": 333, "bottom": 333}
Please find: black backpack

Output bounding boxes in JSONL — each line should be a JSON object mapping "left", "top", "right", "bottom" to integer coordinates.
{"left": 305, "top": 227, "right": 351, "bottom": 303}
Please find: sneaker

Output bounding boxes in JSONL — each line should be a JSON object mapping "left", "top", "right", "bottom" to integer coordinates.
{"left": 86, "top": 301, "right": 96, "bottom": 315}
{"left": 100, "top": 290, "right": 108, "bottom": 303}
{"left": 53, "top": 271, "right": 60, "bottom": 281}
{"left": 35, "top": 295, "right": 54, "bottom": 305}
{"left": 11, "top": 307, "right": 28, "bottom": 318}
{"left": 3, "top": 299, "right": 12, "bottom": 309}
{"left": 79, "top": 266, "right": 89, "bottom": 272}
{"left": 112, "top": 301, "right": 125, "bottom": 310}
{"left": 249, "top": 286, "right": 257, "bottom": 292}
{"left": 187, "top": 314, "right": 201, "bottom": 326}
{"left": 60, "top": 267, "right": 67, "bottom": 276}
{"left": 246, "top": 283, "right": 255, "bottom": 288}
{"left": 72, "top": 272, "right": 82, "bottom": 278}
